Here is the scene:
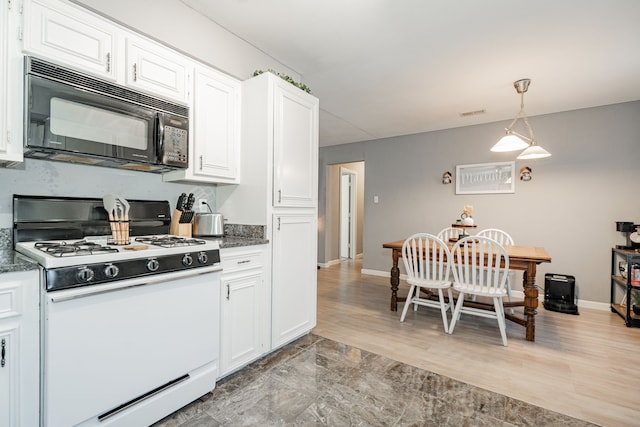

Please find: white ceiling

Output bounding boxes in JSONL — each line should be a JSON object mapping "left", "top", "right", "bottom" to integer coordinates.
{"left": 181, "top": 0, "right": 640, "bottom": 147}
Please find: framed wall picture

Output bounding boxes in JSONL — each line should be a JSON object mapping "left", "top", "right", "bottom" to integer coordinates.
{"left": 455, "top": 161, "right": 515, "bottom": 194}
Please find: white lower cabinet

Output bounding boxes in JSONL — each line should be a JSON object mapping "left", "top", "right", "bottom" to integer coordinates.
{"left": 0, "top": 269, "right": 39, "bottom": 427}
{"left": 219, "top": 246, "right": 268, "bottom": 378}
{"left": 271, "top": 213, "right": 317, "bottom": 349}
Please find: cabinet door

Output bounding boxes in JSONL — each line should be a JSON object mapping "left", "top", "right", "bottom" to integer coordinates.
{"left": 125, "top": 36, "right": 191, "bottom": 102}
{"left": 0, "top": 329, "right": 16, "bottom": 427}
{"left": 24, "top": 0, "right": 117, "bottom": 81}
{"left": 1, "top": 0, "right": 23, "bottom": 165}
{"left": 272, "top": 80, "right": 319, "bottom": 208}
{"left": 192, "top": 66, "right": 240, "bottom": 182}
{"left": 0, "top": 0, "right": 7, "bottom": 160}
{"left": 0, "top": 270, "right": 39, "bottom": 427}
{"left": 271, "top": 213, "right": 317, "bottom": 348}
{"left": 220, "top": 271, "right": 263, "bottom": 376}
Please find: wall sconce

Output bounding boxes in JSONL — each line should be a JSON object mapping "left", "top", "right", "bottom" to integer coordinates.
{"left": 519, "top": 166, "right": 532, "bottom": 181}
{"left": 490, "top": 79, "right": 551, "bottom": 160}
{"left": 442, "top": 171, "right": 452, "bottom": 184}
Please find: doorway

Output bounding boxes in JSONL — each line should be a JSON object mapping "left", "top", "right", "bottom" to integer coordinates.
{"left": 340, "top": 167, "right": 357, "bottom": 259}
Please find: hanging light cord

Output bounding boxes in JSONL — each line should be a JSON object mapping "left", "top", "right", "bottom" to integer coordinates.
{"left": 505, "top": 90, "right": 535, "bottom": 144}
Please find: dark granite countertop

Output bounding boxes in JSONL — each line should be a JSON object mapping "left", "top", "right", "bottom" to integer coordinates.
{"left": 0, "top": 228, "right": 267, "bottom": 273}
{"left": 202, "top": 236, "right": 269, "bottom": 249}
{"left": 0, "top": 250, "right": 40, "bottom": 274}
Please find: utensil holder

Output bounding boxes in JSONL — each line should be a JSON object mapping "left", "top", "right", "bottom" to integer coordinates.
{"left": 170, "top": 209, "right": 192, "bottom": 237}
{"left": 108, "top": 220, "right": 130, "bottom": 245}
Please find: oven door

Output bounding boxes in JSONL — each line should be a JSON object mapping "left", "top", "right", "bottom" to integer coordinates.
{"left": 27, "top": 74, "right": 157, "bottom": 164}
{"left": 42, "top": 268, "right": 221, "bottom": 426}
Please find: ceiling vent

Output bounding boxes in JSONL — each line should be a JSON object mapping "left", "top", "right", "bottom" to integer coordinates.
{"left": 459, "top": 109, "right": 486, "bottom": 117}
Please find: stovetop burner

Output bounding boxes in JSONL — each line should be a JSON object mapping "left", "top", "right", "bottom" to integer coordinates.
{"left": 35, "top": 240, "right": 120, "bottom": 257}
{"left": 134, "top": 236, "right": 206, "bottom": 248}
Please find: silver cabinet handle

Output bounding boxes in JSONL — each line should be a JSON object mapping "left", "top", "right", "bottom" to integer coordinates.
{"left": 1, "top": 338, "right": 5, "bottom": 368}
{"left": 237, "top": 260, "right": 250, "bottom": 265}
{"left": 133, "top": 63, "right": 137, "bottom": 81}
{"left": 199, "top": 155, "right": 203, "bottom": 170}
{"left": 277, "top": 217, "right": 281, "bottom": 231}
{"left": 226, "top": 283, "right": 230, "bottom": 300}
{"left": 106, "top": 52, "right": 111, "bottom": 72}
{"left": 278, "top": 189, "right": 282, "bottom": 203}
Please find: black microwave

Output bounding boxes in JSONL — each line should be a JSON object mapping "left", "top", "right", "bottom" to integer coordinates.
{"left": 24, "top": 57, "right": 189, "bottom": 173}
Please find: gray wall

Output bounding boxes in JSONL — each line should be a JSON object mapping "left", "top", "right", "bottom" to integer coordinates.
{"left": 318, "top": 101, "right": 640, "bottom": 304}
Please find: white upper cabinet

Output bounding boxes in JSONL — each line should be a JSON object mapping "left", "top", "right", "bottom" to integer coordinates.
{"left": 125, "top": 35, "right": 191, "bottom": 103}
{"left": 23, "top": 0, "right": 192, "bottom": 103}
{"left": 0, "top": 0, "right": 24, "bottom": 165}
{"left": 24, "top": 0, "right": 118, "bottom": 81}
{"left": 193, "top": 65, "right": 240, "bottom": 182}
{"left": 164, "top": 64, "right": 241, "bottom": 184}
{"left": 272, "top": 77, "right": 319, "bottom": 208}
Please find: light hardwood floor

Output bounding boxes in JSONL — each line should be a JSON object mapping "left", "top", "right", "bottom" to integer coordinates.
{"left": 313, "top": 259, "right": 640, "bottom": 427}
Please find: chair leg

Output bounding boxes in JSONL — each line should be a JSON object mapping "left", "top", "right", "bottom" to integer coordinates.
{"left": 437, "top": 288, "right": 449, "bottom": 333}
{"left": 448, "top": 292, "right": 465, "bottom": 334}
{"left": 493, "top": 297, "right": 508, "bottom": 346}
{"left": 447, "top": 288, "right": 455, "bottom": 316}
{"left": 400, "top": 285, "right": 416, "bottom": 322}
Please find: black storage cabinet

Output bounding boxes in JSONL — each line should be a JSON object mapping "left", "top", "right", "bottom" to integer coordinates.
{"left": 544, "top": 273, "right": 579, "bottom": 314}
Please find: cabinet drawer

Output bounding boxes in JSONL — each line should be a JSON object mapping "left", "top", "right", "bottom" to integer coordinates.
{"left": 0, "top": 281, "right": 23, "bottom": 320}
{"left": 221, "top": 249, "right": 263, "bottom": 273}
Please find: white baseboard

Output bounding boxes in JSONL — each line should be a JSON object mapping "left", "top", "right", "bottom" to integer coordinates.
{"left": 318, "top": 254, "right": 364, "bottom": 269}
{"left": 360, "top": 268, "right": 392, "bottom": 278}
{"left": 317, "top": 259, "right": 344, "bottom": 269}
{"left": 360, "top": 268, "right": 610, "bottom": 311}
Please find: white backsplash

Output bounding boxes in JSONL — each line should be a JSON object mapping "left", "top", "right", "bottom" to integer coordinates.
{"left": 0, "top": 159, "right": 217, "bottom": 228}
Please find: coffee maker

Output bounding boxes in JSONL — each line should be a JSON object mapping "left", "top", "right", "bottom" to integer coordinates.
{"left": 615, "top": 221, "right": 640, "bottom": 250}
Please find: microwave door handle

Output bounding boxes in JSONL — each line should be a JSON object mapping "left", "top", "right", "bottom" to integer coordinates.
{"left": 156, "top": 113, "right": 164, "bottom": 160}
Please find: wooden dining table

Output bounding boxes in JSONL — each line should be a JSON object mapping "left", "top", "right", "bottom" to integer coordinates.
{"left": 382, "top": 239, "right": 552, "bottom": 341}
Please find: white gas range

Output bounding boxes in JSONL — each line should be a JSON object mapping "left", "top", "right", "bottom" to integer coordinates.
{"left": 15, "top": 235, "right": 221, "bottom": 291}
{"left": 14, "top": 195, "right": 222, "bottom": 427}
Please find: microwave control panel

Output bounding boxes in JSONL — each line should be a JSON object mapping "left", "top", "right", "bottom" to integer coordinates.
{"left": 161, "top": 125, "right": 188, "bottom": 168}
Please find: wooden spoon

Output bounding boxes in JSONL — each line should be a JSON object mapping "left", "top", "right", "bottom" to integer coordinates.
{"left": 115, "top": 195, "right": 130, "bottom": 243}
{"left": 102, "top": 194, "right": 118, "bottom": 242}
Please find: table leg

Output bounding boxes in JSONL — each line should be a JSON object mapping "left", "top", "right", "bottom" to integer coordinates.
{"left": 523, "top": 264, "right": 539, "bottom": 341}
{"left": 390, "top": 249, "right": 400, "bottom": 311}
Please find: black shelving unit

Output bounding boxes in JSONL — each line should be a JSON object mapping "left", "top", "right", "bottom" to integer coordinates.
{"left": 610, "top": 248, "right": 640, "bottom": 327}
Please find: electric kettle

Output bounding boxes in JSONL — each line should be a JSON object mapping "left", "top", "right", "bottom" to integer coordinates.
{"left": 193, "top": 213, "right": 224, "bottom": 237}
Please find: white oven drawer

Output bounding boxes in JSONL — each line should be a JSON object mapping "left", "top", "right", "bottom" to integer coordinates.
{"left": 221, "top": 248, "right": 263, "bottom": 273}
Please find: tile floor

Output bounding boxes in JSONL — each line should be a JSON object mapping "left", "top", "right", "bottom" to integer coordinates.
{"left": 153, "top": 334, "right": 596, "bottom": 426}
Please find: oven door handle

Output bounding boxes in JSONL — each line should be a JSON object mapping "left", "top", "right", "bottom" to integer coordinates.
{"left": 49, "top": 266, "right": 222, "bottom": 303}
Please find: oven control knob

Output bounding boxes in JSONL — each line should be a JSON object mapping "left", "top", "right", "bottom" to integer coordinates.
{"left": 182, "top": 254, "right": 193, "bottom": 266}
{"left": 104, "top": 264, "right": 120, "bottom": 278}
{"left": 146, "top": 258, "right": 160, "bottom": 272}
{"left": 76, "top": 267, "right": 94, "bottom": 282}
{"left": 198, "top": 252, "right": 208, "bottom": 264}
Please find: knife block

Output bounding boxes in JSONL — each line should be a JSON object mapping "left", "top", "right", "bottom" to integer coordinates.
{"left": 170, "top": 209, "right": 192, "bottom": 238}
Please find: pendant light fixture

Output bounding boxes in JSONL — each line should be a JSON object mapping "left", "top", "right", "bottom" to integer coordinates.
{"left": 490, "top": 79, "right": 551, "bottom": 159}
